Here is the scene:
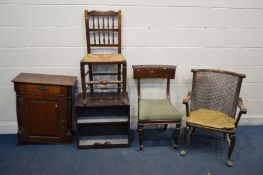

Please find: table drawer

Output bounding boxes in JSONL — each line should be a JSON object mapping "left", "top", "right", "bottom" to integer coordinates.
{"left": 18, "top": 83, "right": 67, "bottom": 95}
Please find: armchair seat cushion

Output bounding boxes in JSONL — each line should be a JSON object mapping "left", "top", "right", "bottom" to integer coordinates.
{"left": 139, "top": 99, "right": 182, "bottom": 121}
{"left": 81, "top": 54, "right": 125, "bottom": 63}
{"left": 186, "top": 109, "right": 235, "bottom": 129}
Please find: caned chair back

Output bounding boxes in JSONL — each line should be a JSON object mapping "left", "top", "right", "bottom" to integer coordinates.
{"left": 190, "top": 69, "right": 246, "bottom": 118}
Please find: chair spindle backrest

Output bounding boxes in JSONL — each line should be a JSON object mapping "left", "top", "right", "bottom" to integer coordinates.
{"left": 191, "top": 69, "right": 246, "bottom": 118}
{"left": 85, "top": 10, "right": 122, "bottom": 54}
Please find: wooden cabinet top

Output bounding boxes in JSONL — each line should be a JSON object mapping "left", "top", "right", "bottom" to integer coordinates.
{"left": 12, "top": 73, "right": 77, "bottom": 86}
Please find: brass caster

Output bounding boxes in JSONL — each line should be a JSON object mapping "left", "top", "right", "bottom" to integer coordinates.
{"left": 180, "top": 149, "right": 188, "bottom": 156}
{"left": 226, "top": 160, "right": 234, "bottom": 167}
{"left": 139, "top": 145, "right": 144, "bottom": 152}
{"left": 173, "top": 144, "right": 178, "bottom": 151}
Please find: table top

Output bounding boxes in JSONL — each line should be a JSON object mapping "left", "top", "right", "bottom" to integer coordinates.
{"left": 12, "top": 73, "right": 77, "bottom": 86}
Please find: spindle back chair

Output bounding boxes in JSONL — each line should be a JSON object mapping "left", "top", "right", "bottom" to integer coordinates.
{"left": 80, "top": 10, "right": 126, "bottom": 104}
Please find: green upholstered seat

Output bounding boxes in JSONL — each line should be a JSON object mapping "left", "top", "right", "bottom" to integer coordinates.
{"left": 186, "top": 109, "right": 235, "bottom": 129}
{"left": 139, "top": 99, "right": 182, "bottom": 121}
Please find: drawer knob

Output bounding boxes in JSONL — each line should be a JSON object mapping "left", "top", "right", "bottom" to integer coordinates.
{"left": 150, "top": 70, "right": 154, "bottom": 74}
{"left": 39, "top": 85, "right": 47, "bottom": 92}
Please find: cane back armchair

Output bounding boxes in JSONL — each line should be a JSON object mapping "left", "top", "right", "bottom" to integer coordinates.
{"left": 133, "top": 65, "right": 182, "bottom": 151}
{"left": 180, "top": 69, "right": 247, "bottom": 167}
{"left": 80, "top": 10, "right": 126, "bottom": 104}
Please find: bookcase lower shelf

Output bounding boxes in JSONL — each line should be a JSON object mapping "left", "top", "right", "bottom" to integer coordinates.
{"left": 79, "top": 135, "right": 129, "bottom": 148}
{"left": 75, "top": 92, "right": 130, "bottom": 149}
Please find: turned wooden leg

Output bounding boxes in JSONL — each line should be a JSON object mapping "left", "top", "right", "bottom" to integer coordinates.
{"left": 163, "top": 124, "right": 168, "bottom": 130}
{"left": 180, "top": 126, "right": 193, "bottom": 156}
{"left": 117, "top": 64, "right": 121, "bottom": 93}
{"left": 88, "top": 64, "right": 93, "bottom": 94}
{"left": 173, "top": 123, "right": 181, "bottom": 150}
{"left": 138, "top": 123, "right": 144, "bottom": 152}
{"left": 80, "top": 63, "right": 87, "bottom": 104}
{"left": 123, "top": 62, "right": 127, "bottom": 93}
{"left": 226, "top": 134, "right": 236, "bottom": 167}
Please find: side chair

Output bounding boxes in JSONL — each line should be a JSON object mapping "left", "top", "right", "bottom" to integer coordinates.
{"left": 80, "top": 10, "right": 126, "bottom": 104}
{"left": 133, "top": 65, "right": 182, "bottom": 151}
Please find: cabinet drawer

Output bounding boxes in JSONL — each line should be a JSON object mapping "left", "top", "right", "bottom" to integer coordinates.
{"left": 18, "top": 84, "right": 67, "bottom": 95}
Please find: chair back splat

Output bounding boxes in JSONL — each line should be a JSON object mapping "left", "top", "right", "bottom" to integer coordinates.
{"left": 133, "top": 65, "right": 176, "bottom": 99}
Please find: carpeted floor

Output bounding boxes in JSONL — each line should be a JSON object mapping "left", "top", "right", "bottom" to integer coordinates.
{"left": 0, "top": 126, "right": 262, "bottom": 175}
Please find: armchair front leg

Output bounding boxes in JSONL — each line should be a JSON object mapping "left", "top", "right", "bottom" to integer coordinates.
{"left": 180, "top": 126, "right": 193, "bottom": 156}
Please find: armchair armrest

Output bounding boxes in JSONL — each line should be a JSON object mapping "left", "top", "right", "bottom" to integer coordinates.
{"left": 183, "top": 91, "right": 192, "bottom": 116}
{"left": 238, "top": 98, "right": 247, "bottom": 114}
{"left": 235, "top": 98, "right": 247, "bottom": 127}
{"left": 183, "top": 95, "right": 191, "bottom": 104}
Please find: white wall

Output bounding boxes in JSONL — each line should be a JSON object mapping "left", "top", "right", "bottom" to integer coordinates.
{"left": 0, "top": 0, "right": 263, "bottom": 133}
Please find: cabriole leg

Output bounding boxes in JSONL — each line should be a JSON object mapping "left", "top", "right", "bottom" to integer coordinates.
{"left": 180, "top": 126, "right": 193, "bottom": 156}
{"left": 226, "top": 134, "right": 236, "bottom": 167}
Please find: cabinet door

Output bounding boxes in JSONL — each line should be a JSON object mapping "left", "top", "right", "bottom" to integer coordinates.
{"left": 19, "top": 93, "right": 68, "bottom": 143}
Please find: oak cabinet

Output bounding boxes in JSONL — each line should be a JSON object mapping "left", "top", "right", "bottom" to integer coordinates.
{"left": 12, "top": 73, "right": 77, "bottom": 144}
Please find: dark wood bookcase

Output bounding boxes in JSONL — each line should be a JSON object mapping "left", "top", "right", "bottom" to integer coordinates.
{"left": 75, "top": 92, "right": 130, "bottom": 148}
